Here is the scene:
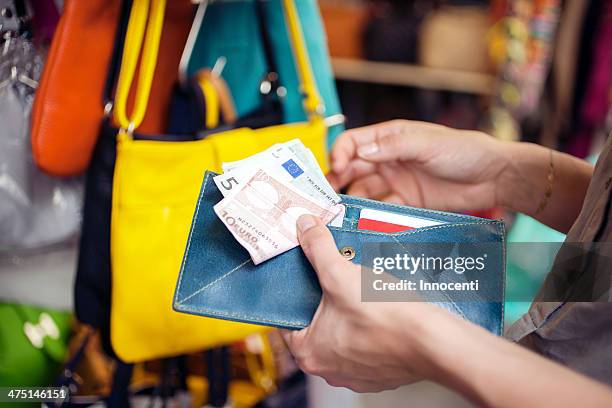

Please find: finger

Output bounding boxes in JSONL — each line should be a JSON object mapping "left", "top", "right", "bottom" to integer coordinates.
{"left": 330, "top": 120, "right": 406, "bottom": 173}
{"left": 346, "top": 174, "right": 391, "bottom": 199}
{"left": 296, "top": 215, "right": 346, "bottom": 290}
{"left": 345, "top": 380, "right": 404, "bottom": 393}
{"left": 327, "top": 159, "right": 377, "bottom": 190}
{"left": 378, "top": 163, "right": 426, "bottom": 207}
{"left": 355, "top": 121, "right": 444, "bottom": 163}
{"left": 379, "top": 193, "right": 406, "bottom": 205}
{"left": 280, "top": 328, "right": 305, "bottom": 351}
{"left": 324, "top": 377, "right": 403, "bottom": 393}
{"left": 279, "top": 329, "right": 293, "bottom": 347}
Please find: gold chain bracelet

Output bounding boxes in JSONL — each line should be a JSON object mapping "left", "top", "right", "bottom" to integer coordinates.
{"left": 535, "top": 148, "right": 555, "bottom": 215}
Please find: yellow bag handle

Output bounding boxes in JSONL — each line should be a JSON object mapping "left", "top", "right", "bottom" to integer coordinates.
{"left": 196, "top": 69, "right": 238, "bottom": 126}
{"left": 197, "top": 76, "right": 220, "bottom": 130}
{"left": 113, "top": 0, "right": 166, "bottom": 134}
{"left": 281, "top": 0, "right": 325, "bottom": 118}
{"left": 114, "top": 0, "right": 324, "bottom": 136}
{"left": 245, "top": 334, "right": 277, "bottom": 394}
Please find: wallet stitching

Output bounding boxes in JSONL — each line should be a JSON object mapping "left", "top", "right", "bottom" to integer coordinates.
{"left": 176, "top": 174, "right": 309, "bottom": 326}
{"left": 329, "top": 220, "right": 502, "bottom": 237}
{"left": 341, "top": 202, "right": 467, "bottom": 225}
{"left": 177, "top": 304, "right": 307, "bottom": 328}
{"left": 179, "top": 258, "right": 252, "bottom": 305}
{"left": 339, "top": 195, "right": 480, "bottom": 221}
{"left": 175, "top": 171, "right": 212, "bottom": 304}
{"left": 177, "top": 173, "right": 255, "bottom": 306}
{"left": 497, "top": 221, "right": 506, "bottom": 334}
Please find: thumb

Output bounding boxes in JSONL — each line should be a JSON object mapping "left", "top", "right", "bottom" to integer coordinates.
{"left": 296, "top": 214, "right": 346, "bottom": 290}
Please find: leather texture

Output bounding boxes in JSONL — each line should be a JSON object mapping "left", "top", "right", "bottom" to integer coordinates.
{"left": 30, "top": 0, "right": 191, "bottom": 176}
{"left": 74, "top": 121, "right": 117, "bottom": 357}
{"left": 31, "top": 0, "right": 122, "bottom": 176}
{"left": 174, "top": 171, "right": 505, "bottom": 336}
{"left": 111, "top": 122, "right": 327, "bottom": 363}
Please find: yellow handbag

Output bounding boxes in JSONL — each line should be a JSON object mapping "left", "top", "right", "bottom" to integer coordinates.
{"left": 110, "top": 0, "right": 329, "bottom": 362}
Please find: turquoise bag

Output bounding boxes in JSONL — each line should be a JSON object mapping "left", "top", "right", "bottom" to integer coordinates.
{"left": 187, "top": 0, "right": 344, "bottom": 146}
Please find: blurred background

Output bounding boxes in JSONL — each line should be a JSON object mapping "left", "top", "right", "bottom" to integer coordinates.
{"left": 0, "top": 0, "right": 610, "bottom": 406}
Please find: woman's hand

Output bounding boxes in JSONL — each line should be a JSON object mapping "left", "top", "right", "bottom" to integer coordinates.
{"left": 327, "top": 120, "right": 509, "bottom": 212}
{"left": 285, "top": 215, "right": 612, "bottom": 406}
{"left": 282, "top": 214, "right": 453, "bottom": 393}
{"left": 327, "top": 119, "right": 592, "bottom": 232}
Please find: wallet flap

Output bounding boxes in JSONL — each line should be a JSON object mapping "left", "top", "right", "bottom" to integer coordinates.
{"left": 174, "top": 171, "right": 505, "bottom": 333}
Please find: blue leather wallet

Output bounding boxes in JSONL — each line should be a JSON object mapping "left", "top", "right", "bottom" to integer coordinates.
{"left": 173, "top": 171, "right": 505, "bottom": 335}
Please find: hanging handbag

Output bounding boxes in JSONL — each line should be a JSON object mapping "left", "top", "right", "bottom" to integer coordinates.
{"left": 73, "top": 0, "right": 134, "bottom": 358}
{"left": 109, "top": 0, "right": 328, "bottom": 362}
{"left": 185, "top": 0, "right": 345, "bottom": 145}
{"left": 30, "top": 0, "right": 193, "bottom": 176}
{"left": 168, "top": 0, "right": 282, "bottom": 136}
{"left": 30, "top": 0, "right": 123, "bottom": 176}
{"left": 0, "top": 35, "right": 82, "bottom": 250}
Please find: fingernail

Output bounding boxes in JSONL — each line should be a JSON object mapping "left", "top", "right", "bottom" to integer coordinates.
{"left": 357, "top": 142, "right": 379, "bottom": 157}
{"left": 297, "top": 214, "right": 317, "bottom": 234}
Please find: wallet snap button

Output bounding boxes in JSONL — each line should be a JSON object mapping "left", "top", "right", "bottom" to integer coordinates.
{"left": 340, "top": 246, "right": 355, "bottom": 260}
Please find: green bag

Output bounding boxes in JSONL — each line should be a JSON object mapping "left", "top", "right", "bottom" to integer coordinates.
{"left": 0, "top": 303, "right": 71, "bottom": 406}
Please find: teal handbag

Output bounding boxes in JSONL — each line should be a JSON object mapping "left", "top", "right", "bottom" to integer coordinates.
{"left": 0, "top": 303, "right": 71, "bottom": 405}
{"left": 187, "top": 0, "right": 344, "bottom": 145}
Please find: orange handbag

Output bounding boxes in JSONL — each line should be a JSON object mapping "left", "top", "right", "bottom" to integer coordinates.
{"left": 31, "top": 0, "right": 192, "bottom": 176}
{"left": 31, "top": 0, "right": 122, "bottom": 176}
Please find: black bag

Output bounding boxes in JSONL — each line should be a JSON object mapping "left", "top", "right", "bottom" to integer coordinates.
{"left": 73, "top": 0, "right": 131, "bottom": 357}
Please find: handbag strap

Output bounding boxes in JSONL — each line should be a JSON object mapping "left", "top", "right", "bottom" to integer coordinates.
{"left": 114, "top": 0, "right": 323, "bottom": 136}
{"left": 255, "top": 0, "right": 281, "bottom": 98}
{"left": 282, "top": 0, "right": 324, "bottom": 118}
{"left": 196, "top": 69, "right": 238, "bottom": 126}
{"left": 103, "top": 0, "right": 133, "bottom": 114}
{"left": 198, "top": 75, "right": 220, "bottom": 130}
{"left": 113, "top": 0, "right": 166, "bottom": 133}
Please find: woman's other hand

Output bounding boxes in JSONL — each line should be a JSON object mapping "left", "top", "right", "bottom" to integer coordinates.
{"left": 328, "top": 120, "right": 509, "bottom": 212}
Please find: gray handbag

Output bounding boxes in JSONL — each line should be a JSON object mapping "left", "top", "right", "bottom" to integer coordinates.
{"left": 0, "top": 36, "right": 82, "bottom": 251}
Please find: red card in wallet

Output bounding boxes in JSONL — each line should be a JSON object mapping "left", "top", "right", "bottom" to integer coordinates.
{"left": 357, "top": 209, "right": 444, "bottom": 233}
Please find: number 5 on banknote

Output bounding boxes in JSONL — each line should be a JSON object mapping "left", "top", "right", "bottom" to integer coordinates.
{"left": 219, "top": 176, "right": 239, "bottom": 193}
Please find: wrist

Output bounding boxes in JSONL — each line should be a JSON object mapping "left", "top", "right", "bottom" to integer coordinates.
{"left": 491, "top": 140, "right": 516, "bottom": 209}
{"left": 405, "top": 307, "right": 500, "bottom": 405}
{"left": 494, "top": 141, "right": 549, "bottom": 212}
{"left": 396, "top": 304, "right": 471, "bottom": 382}
{"left": 400, "top": 304, "right": 498, "bottom": 401}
